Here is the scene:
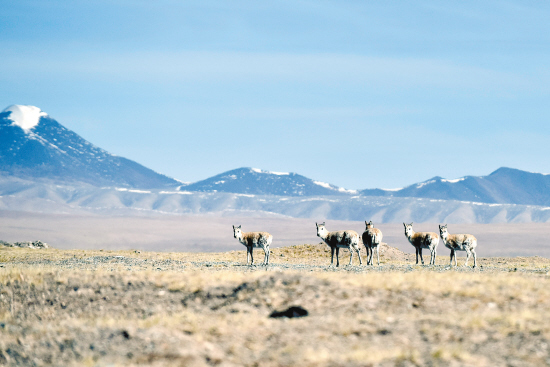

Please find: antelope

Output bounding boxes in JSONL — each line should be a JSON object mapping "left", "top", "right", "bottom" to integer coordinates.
{"left": 232, "top": 225, "right": 272, "bottom": 265}
{"left": 316, "top": 222, "right": 362, "bottom": 267}
{"left": 439, "top": 224, "right": 478, "bottom": 268}
{"left": 403, "top": 223, "right": 439, "bottom": 265}
{"left": 362, "top": 221, "right": 383, "bottom": 265}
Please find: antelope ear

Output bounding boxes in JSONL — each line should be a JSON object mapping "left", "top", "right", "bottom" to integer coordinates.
{"left": 369, "top": 221, "right": 373, "bottom": 226}
{"left": 365, "top": 221, "right": 368, "bottom": 226}
{"left": 232, "top": 225, "right": 235, "bottom": 229}
{"left": 403, "top": 222, "right": 406, "bottom": 227}
{"left": 238, "top": 225, "right": 241, "bottom": 229}
{"left": 322, "top": 222, "right": 325, "bottom": 226}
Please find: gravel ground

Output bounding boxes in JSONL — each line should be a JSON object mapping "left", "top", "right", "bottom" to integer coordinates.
{"left": 2, "top": 254, "right": 548, "bottom": 275}
{"left": 1, "top": 246, "right": 550, "bottom": 366}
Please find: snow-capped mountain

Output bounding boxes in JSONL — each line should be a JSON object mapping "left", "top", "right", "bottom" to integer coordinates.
{"left": 0, "top": 173, "right": 548, "bottom": 223}
{"left": 0, "top": 105, "right": 179, "bottom": 188}
{"left": 184, "top": 167, "right": 357, "bottom": 196}
{"left": 360, "top": 167, "right": 550, "bottom": 206}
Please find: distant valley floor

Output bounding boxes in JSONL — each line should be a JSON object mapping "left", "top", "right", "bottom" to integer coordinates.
{"left": 0, "top": 210, "right": 549, "bottom": 258}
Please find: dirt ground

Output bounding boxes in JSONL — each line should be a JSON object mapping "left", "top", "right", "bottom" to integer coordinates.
{"left": 1, "top": 245, "right": 550, "bottom": 367}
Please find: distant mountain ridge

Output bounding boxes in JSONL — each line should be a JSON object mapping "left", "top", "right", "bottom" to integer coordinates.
{"left": 185, "top": 166, "right": 550, "bottom": 207}
{"left": 0, "top": 174, "right": 548, "bottom": 223}
{"left": 184, "top": 167, "right": 356, "bottom": 196}
{"left": 359, "top": 167, "right": 550, "bottom": 206}
{"left": 2, "top": 104, "right": 550, "bottom": 211}
{"left": 0, "top": 105, "right": 179, "bottom": 188}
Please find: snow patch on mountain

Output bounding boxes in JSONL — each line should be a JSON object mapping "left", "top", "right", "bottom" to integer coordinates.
{"left": 337, "top": 187, "right": 358, "bottom": 194}
{"left": 313, "top": 181, "right": 332, "bottom": 189}
{"left": 416, "top": 180, "right": 437, "bottom": 189}
{"left": 441, "top": 177, "right": 465, "bottom": 183}
{"left": 3, "top": 105, "right": 47, "bottom": 132}
{"left": 251, "top": 168, "right": 289, "bottom": 175}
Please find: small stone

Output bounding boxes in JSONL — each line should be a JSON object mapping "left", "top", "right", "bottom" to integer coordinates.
{"left": 269, "top": 306, "right": 308, "bottom": 318}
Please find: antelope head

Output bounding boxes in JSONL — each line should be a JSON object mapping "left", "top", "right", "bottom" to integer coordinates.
{"left": 233, "top": 225, "right": 242, "bottom": 239}
{"left": 404, "top": 222, "right": 414, "bottom": 238}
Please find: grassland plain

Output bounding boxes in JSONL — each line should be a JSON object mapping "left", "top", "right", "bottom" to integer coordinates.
{"left": 1, "top": 245, "right": 550, "bottom": 367}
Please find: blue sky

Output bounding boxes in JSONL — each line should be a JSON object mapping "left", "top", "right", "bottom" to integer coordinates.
{"left": 2, "top": 1, "right": 550, "bottom": 189}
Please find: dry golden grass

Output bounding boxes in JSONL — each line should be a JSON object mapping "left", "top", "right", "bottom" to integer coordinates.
{"left": 2, "top": 245, "right": 550, "bottom": 366}
{"left": 3, "top": 243, "right": 550, "bottom": 270}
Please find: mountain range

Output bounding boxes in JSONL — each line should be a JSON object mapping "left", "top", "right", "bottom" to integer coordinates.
{"left": 360, "top": 167, "right": 550, "bottom": 206}
{"left": 0, "top": 105, "right": 179, "bottom": 188}
{"left": 184, "top": 167, "right": 356, "bottom": 196}
{"left": 1, "top": 104, "right": 549, "bottom": 222}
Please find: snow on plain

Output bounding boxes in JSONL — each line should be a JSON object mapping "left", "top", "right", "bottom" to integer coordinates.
{"left": 115, "top": 188, "right": 151, "bottom": 194}
{"left": 3, "top": 105, "right": 47, "bottom": 132}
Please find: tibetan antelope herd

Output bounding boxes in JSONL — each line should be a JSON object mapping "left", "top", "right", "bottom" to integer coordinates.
{"left": 232, "top": 222, "right": 478, "bottom": 268}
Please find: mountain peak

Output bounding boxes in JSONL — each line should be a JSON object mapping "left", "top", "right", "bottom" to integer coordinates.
{"left": 0, "top": 106, "right": 180, "bottom": 188}
{"left": 3, "top": 105, "right": 48, "bottom": 132}
{"left": 489, "top": 167, "right": 519, "bottom": 175}
{"left": 184, "top": 167, "right": 356, "bottom": 196}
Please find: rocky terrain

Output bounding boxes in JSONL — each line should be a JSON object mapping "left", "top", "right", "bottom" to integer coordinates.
{"left": 1, "top": 245, "right": 550, "bottom": 366}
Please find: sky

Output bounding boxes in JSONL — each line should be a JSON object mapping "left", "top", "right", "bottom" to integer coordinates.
{"left": 2, "top": 1, "right": 550, "bottom": 190}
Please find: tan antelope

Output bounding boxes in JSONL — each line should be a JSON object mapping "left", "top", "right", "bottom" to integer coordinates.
{"left": 232, "top": 225, "right": 272, "bottom": 265}
{"left": 439, "top": 224, "right": 478, "bottom": 268}
{"left": 403, "top": 222, "right": 439, "bottom": 265}
{"left": 362, "top": 220, "right": 383, "bottom": 265}
{"left": 316, "top": 222, "right": 362, "bottom": 267}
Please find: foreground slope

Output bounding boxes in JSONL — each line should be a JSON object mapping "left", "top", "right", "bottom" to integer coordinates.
{"left": 0, "top": 105, "right": 180, "bottom": 188}
{"left": 1, "top": 247, "right": 550, "bottom": 367}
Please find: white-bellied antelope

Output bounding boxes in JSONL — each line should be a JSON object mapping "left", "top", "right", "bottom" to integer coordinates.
{"left": 403, "top": 222, "right": 439, "bottom": 265}
{"left": 439, "top": 224, "right": 478, "bottom": 268}
{"left": 316, "top": 222, "right": 362, "bottom": 267}
{"left": 232, "top": 225, "right": 272, "bottom": 265}
{"left": 362, "top": 220, "right": 383, "bottom": 266}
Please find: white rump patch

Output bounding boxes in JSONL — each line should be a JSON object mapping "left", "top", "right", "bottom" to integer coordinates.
{"left": 3, "top": 105, "right": 47, "bottom": 132}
